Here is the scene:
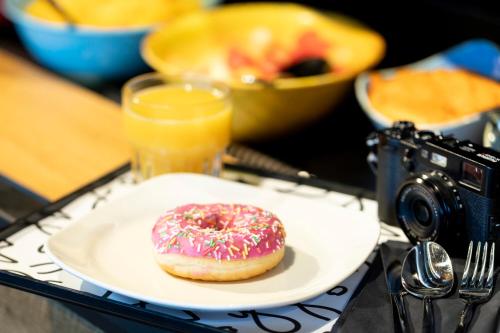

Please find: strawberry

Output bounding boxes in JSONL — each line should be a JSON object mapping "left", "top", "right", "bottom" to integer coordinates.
{"left": 228, "top": 47, "right": 255, "bottom": 70}
{"left": 290, "top": 31, "right": 330, "bottom": 63}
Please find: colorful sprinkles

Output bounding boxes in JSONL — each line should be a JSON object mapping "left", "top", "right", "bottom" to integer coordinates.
{"left": 151, "top": 203, "right": 286, "bottom": 261}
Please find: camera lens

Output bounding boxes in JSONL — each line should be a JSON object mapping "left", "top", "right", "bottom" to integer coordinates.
{"left": 412, "top": 199, "right": 431, "bottom": 226}
{"left": 396, "top": 171, "right": 463, "bottom": 243}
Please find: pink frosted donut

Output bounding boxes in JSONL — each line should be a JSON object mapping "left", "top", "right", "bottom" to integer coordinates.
{"left": 152, "top": 203, "right": 286, "bottom": 281}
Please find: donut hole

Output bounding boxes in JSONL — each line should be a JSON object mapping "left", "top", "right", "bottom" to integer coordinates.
{"left": 198, "top": 213, "right": 233, "bottom": 231}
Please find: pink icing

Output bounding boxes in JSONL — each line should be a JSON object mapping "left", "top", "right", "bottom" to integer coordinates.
{"left": 151, "top": 203, "right": 286, "bottom": 261}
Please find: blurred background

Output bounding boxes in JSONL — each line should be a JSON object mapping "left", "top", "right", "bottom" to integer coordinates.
{"left": 228, "top": 0, "right": 500, "bottom": 190}
{"left": 1, "top": 0, "right": 499, "bottom": 191}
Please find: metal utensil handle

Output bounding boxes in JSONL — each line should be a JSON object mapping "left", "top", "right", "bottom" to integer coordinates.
{"left": 46, "top": 0, "right": 76, "bottom": 26}
{"left": 226, "top": 144, "right": 306, "bottom": 177}
{"left": 455, "top": 303, "right": 476, "bottom": 333}
{"left": 495, "top": 307, "right": 500, "bottom": 333}
{"left": 391, "top": 293, "right": 410, "bottom": 333}
{"left": 423, "top": 296, "right": 434, "bottom": 333}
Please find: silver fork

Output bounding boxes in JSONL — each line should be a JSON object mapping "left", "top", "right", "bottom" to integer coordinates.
{"left": 455, "top": 241, "right": 495, "bottom": 333}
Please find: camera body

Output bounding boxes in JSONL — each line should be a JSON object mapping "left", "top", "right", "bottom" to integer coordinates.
{"left": 368, "top": 121, "right": 500, "bottom": 254}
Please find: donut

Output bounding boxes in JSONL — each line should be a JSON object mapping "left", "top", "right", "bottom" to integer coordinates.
{"left": 151, "top": 203, "right": 286, "bottom": 281}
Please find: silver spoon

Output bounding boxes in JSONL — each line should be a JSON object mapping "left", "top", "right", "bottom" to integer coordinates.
{"left": 402, "top": 241, "right": 454, "bottom": 333}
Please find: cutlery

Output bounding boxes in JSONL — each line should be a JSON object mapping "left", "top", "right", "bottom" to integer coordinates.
{"left": 385, "top": 260, "right": 411, "bottom": 333}
{"left": 225, "top": 144, "right": 310, "bottom": 178}
{"left": 455, "top": 241, "right": 495, "bottom": 333}
{"left": 45, "top": 0, "right": 76, "bottom": 26}
{"left": 401, "top": 241, "right": 454, "bottom": 333}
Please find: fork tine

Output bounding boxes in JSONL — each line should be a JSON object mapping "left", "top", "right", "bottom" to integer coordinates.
{"left": 486, "top": 242, "right": 495, "bottom": 289}
{"left": 470, "top": 242, "right": 482, "bottom": 287}
{"left": 478, "top": 242, "right": 488, "bottom": 287}
{"left": 461, "top": 241, "right": 474, "bottom": 287}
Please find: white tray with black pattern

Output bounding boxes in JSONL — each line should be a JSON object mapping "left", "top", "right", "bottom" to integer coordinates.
{"left": 0, "top": 165, "right": 407, "bottom": 333}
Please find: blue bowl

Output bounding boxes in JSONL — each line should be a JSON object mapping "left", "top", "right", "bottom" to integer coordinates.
{"left": 3, "top": 0, "right": 152, "bottom": 84}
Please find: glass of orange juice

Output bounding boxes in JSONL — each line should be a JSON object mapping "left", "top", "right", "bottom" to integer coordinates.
{"left": 122, "top": 73, "right": 232, "bottom": 182}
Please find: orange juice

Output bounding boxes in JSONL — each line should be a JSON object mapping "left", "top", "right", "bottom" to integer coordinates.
{"left": 123, "top": 76, "right": 231, "bottom": 181}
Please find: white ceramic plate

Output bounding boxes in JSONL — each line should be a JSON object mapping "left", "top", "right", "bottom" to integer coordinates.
{"left": 46, "top": 173, "right": 380, "bottom": 311}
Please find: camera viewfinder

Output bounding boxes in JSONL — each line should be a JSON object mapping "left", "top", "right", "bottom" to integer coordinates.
{"left": 462, "top": 162, "right": 484, "bottom": 190}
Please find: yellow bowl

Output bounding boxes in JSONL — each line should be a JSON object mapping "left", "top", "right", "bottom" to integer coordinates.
{"left": 142, "top": 3, "right": 385, "bottom": 141}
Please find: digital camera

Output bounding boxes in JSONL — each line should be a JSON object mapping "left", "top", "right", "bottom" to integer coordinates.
{"left": 367, "top": 121, "right": 500, "bottom": 255}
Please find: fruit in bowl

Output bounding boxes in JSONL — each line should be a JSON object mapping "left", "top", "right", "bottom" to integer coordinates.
{"left": 225, "top": 30, "right": 338, "bottom": 81}
{"left": 142, "top": 3, "right": 385, "bottom": 141}
{"left": 356, "top": 39, "right": 500, "bottom": 143}
{"left": 2, "top": 0, "right": 205, "bottom": 84}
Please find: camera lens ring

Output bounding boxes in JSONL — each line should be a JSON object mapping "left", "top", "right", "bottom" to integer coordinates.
{"left": 396, "top": 171, "right": 463, "bottom": 244}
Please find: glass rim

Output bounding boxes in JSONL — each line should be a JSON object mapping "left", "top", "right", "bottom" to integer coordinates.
{"left": 123, "top": 72, "right": 231, "bottom": 111}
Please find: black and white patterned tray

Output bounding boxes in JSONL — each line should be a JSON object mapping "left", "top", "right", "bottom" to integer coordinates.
{"left": 0, "top": 168, "right": 407, "bottom": 333}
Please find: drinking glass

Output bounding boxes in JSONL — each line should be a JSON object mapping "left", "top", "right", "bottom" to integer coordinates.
{"left": 122, "top": 73, "right": 232, "bottom": 182}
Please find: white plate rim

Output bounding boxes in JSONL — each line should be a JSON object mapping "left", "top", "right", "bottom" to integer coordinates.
{"left": 45, "top": 173, "right": 381, "bottom": 311}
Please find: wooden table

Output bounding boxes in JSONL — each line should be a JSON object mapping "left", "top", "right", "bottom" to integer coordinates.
{"left": 0, "top": 49, "right": 130, "bottom": 332}
{"left": 0, "top": 50, "right": 130, "bottom": 201}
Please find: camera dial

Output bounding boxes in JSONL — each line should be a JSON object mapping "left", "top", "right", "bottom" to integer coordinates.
{"left": 413, "top": 130, "right": 435, "bottom": 143}
{"left": 396, "top": 171, "right": 463, "bottom": 244}
{"left": 394, "top": 120, "right": 415, "bottom": 132}
{"left": 386, "top": 121, "right": 415, "bottom": 139}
